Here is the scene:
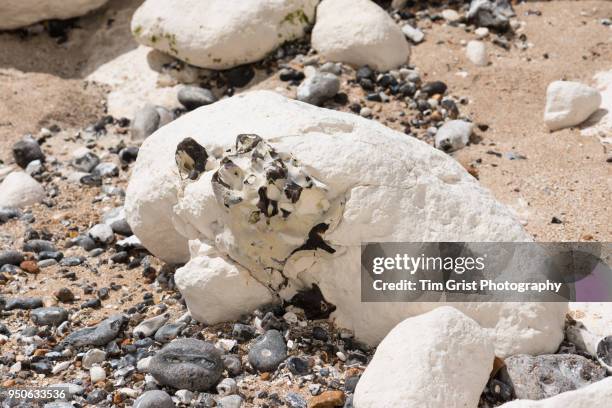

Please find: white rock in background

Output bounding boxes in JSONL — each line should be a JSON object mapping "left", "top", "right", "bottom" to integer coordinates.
{"left": 499, "top": 377, "right": 612, "bottom": 408}
{"left": 475, "top": 27, "right": 490, "bottom": 39}
{"left": 580, "top": 70, "right": 612, "bottom": 143}
{"left": 0, "top": 172, "right": 45, "bottom": 208}
{"left": 312, "top": 0, "right": 410, "bottom": 71}
{"left": 174, "top": 241, "right": 274, "bottom": 324}
{"left": 402, "top": 24, "right": 425, "bottom": 44}
{"left": 544, "top": 81, "right": 601, "bottom": 131}
{"left": 435, "top": 120, "right": 473, "bottom": 152}
{"left": 131, "top": 0, "right": 318, "bottom": 69}
{"left": 569, "top": 302, "right": 612, "bottom": 339}
{"left": 87, "top": 46, "right": 181, "bottom": 119}
{"left": 466, "top": 40, "right": 488, "bottom": 66}
{"left": 0, "top": 0, "right": 108, "bottom": 30}
{"left": 354, "top": 307, "right": 495, "bottom": 408}
{"left": 441, "top": 9, "right": 461, "bottom": 23}
{"left": 125, "top": 90, "right": 566, "bottom": 355}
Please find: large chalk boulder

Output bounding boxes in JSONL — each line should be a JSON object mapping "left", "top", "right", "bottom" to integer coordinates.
{"left": 131, "top": 0, "right": 318, "bottom": 69}
{"left": 0, "top": 171, "right": 45, "bottom": 208}
{"left": 353, "top": 307, "right": 495, "bottom": 408}
{"left": 500, "top": 377, "right": 612, "bottom": 408}
{"left": 125, "top": 90, "right": 566, "bottom": 356}
{"left": 311, "top": 0, "right": 410, "bottom": 71}
{"left": 544, "top": 81, "right": 601, "bottom": 131}
{"left": 0, "top": 0, "right": 108, "bottom": 30}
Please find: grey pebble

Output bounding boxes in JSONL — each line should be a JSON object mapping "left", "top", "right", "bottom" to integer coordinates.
{"left": 12, "top": 136, "right": 45, "bottom": 168}
{"left": 178, "top": 86, "right": 217, "bottom": 110}
{"left": 131, "top": 105, "right": 160, "bottom": 142}
{"left": 31, "top": 307, "right": 68, "bottom": 326}
{"left": 149, "top": 338, "right": 223, "bottom": 391}
{"left": 63, "top": 314, "right": 126, "bottom": 347}
{"left": 0, "top": 250, "right": 24, "bottom": 267}
{"left": 297, "top": 72, "right": 340, "bottom": 106}
{"left": 133, "top": 390, "right": 174, "bottom": 408}
{"left": 248, "top": 329, "right": 287, "bottom": 372}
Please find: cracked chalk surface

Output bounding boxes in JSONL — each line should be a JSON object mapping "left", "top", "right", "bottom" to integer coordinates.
{"left": 126, "top": 91, "right": 566, "bottom": 355}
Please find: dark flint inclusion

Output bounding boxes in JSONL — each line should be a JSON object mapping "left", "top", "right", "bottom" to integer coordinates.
{"left": 290, "top": 284, "right": 336, "bottom": 320}
{"left": 235, "top": 134, "right": 262, "bottom": 154}
{"left": 292, "top": 223, "right": 335, "bottom": 255}
{"left": 175, "top": 137, "right": 209, "bottom": 176}
{"left": 257, "top": 187, "right": 278, "bottom": 217}
{"left": 284, "top": 182, "right": 303, "bottom": 203}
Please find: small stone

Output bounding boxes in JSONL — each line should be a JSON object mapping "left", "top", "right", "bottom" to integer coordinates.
{"left": 222, "top": 354, "right": 243, "bottom": 377}
{"left": 287, "top": 356, "right": 310, "bottom": 375}
{"left": 5, "top": 297, "right": 43, "bottom": 310}
{"left": 119, "top": 146, "right": 139, "bottom": 164}
{"left": 218, "top": 395, "right": 243, "bottom": 408}
{"left": 89, "top": 223, "right": 115, "bottom": 244}
{"left": 308, "top": 390, "right": 346, "bottom": 408}
{"left": 90, "top": 365, "right": 106, "bottom": 383}
{"left": 131, "top": 105, "right": 161, "bottom": 142}
{"left": 81, "top": 298, "right": 102, "bottom": 309}
{"left": 401, "top": 24, "right": 424, "bottom": 43}
{"left": 544, "top": 81, "right": 602, "bottom": 131}
{"left": 504, "top": 354, "right": 606, "bottom": 399}
{"left": 52, "top": 361, "right": 71, "bottom": 374}
{"left": 82, "top": 349, "right": 106, "bottom": 369}
{"left": 356, "top": 66, "right": 374, "bottom": 82}
{"left": 280, "top": 68, "right": 306, "bottom": 82}
{"left": 133, "top": 313, "right": 169, "bottom": 338}
{"left": 434, "top": 120, "right": 473, "bottom": 152}
{"left": 54, "top": 287, "right": 75, "bottom": 303}
{"left": 468, "top": 0, "right": 513, "bottom": 31}
{"left": 232, "top": 323, "right": 256, "bottom": 341}
{"left": 61, "top": 257, "right": 84, "bottom": 268}
{"left": 63, "top": 314, "right": 126, "bottom": 347}
{"left": 223, "top": 65, "right": 255, "bottom": 88}
{"left": 103, "top": 207, "right": 133, "bottom": 236}
{"left": 359, "top": 107, "right": 372, "bottom": 118}
{"left": 248, "top": 329, "right": 287, "bottom": 372}
{"left": 297, "top": 72, "right": 340, "bottom": 106}
{"left": 69, "top": 235, "right": 97, "bottom": 251}
{"left": 31, "top": 307, "right": 68, "bottom": 326}
{"left": 0, "top": 250, "right": 25, "bottom": 266}
{"left": 441, "top": 9, "right": 461, "bottom": 23}
{"left": 154, "top": 322, "right": 186, "bottom": 343}
{"left": 12, "top": 136, "right": 45, "bottom": 169}
{"left": 149, "top": 338, "right": 223, "bottom": 391}
{"left": 178, "top": 86, "right": 217, "bottom": 110}
{"left": 175, "top": 389, "right": 194, "bottom": 404}
{"left": 19, "top": 260, "right": 39, "bottom": 274}
{"left": 217, "top": 377, "right": 238, "bottom": 396}
{"left": 312, "top": 326, "right": 329, "bottom": 342}
{"left": 319, "top": 62, "right": 342, "bottom": 76}
{"left": 286, "top": 392, "right": 307, "bottom": 408}
{"left": 23, "top": 239, "right": 56, "bottom": 253}
{"left": 0, "top": 172, "right": 45, "bottom": 209}
{"left": 475, "top": 27, "right": 490, "bottom": 39}
{"left": 92, "top": 162, "right": 119, "bottom": 178}
{"left": 71, "top": 147, "right": 100, "bottom": 173}
{"left": 421, "top": 81, "right": 447, "bottom": 96}
{"left": 87, "top": 389, "right": 109, "bottom": 405}
{"left": 466, "top": 40, "right": 488, "bottom": 66}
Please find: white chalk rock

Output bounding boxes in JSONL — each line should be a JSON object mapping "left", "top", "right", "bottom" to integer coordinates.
{"left": 312, "top": 0, "right": 410, "bottom": 71}
{"left": 87, "top": 46, "right": 181, "bottom": 119}
{"left": 0, "top": 0, "right": 108, "bottom": 30}
{"left": 131, "top": 0, "right": 318, "bottom": 69}
{"left": 499, "top": 377, "right": 612, "bottom": 408}
{"left": 354, "top": 307, "right": 495, "bottom": 408}
{"left": 0, "top": 171, "right": 45, "bottom": 209}
{"left": 544, "top": 81, "right": 602, "bottom": 131}
{"left": 570, "top": 302, "right": 612, "bottom": 338}
{"left": 125, "top": 90, "right": 566, "bottom": 355}
{"left": 434, "top": 120, "right": 473, "bottom": 152}
{"left": 466, "top": 40, "right": 488, "bottom": 66}
{"left": 174, "top": 241, "right": 275, "bottom": 324}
